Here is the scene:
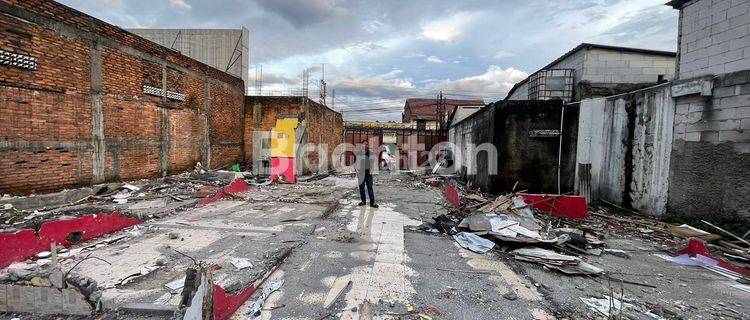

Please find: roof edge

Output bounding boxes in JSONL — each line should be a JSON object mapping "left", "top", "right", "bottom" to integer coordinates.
{"left": 665, "top": 0, "right": 690, "bottom": 9}
{"left": 504, "top": 43, "right": 676, "bottom": 100}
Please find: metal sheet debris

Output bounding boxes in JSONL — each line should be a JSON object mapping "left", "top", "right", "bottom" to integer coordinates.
{"left": 513, "top": 247, "right": 603, "bottom": 275}
{"left": 453, "top": 232, "right": 495, "bottom": 253}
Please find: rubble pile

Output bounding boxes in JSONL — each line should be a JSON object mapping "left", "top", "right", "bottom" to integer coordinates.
{"left": 0, "top": 163, "right": 283, "bottom": 230}
{"left": 421, "top": 175, "right": 750, "bottom": 287}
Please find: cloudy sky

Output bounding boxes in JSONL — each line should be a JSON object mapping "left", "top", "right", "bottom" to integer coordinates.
{"left": 61, "top": 0, "right": 678, "bottom": 121}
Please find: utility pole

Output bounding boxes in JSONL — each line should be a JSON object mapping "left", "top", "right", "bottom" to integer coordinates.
{"left": 331, "top": 88, "right": 335, "bottom": 110}
{"left": 319, "top": 63, "right": 327, "bottom": 105}
{"left": 301, "top": 68, "right": 310, "bottom": 98}
{"left": 254, "top": 64, "right": 262, "bottom": 95}
{"left": 436, "top": 91, "right": 446, "bottom": 131}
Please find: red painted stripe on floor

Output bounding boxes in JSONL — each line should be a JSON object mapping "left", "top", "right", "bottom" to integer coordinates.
{"left": 197, "top": 179, "right": 251, "bottom": 207}
{"left": 213, "top": 283, "right": 257, "bottom": 320}
{"left": 0, "top": 212, "right": 139, "bottom": 268}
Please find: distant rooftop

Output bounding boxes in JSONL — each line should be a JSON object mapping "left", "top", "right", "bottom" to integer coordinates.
{"left": 505, "top": 43, "right": 677, "bottom": 100}
{"left": 403, "top": 98, "right": 485, "bottom": 120}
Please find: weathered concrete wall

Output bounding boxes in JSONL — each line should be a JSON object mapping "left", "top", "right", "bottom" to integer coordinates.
{"left": 576, "top": 84, "right": 675, "bottom": 216}
{"left": 451, "top": 100, "right": 577, "bottom": 194}
{"left": 0, "top": 0, "right": 245, "bottom": 194}
{"left": 677, "top": 0, "right": 750, "bottom": 79}
{"left": 669, "top": 70, "right": 750, "bottom": 224}
{"left": 450, "top": 105, "right": 497, "bottom": 192}
{"left": 243, "top": 96, "right": 343, "bottom": 175}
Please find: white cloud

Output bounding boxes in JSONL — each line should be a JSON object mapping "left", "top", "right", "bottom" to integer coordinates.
{"left": 425, "top": 55, "right": 444, "bottom": 63}
{"left": 452, "top": 55, "right": 469, "bottom": 64}
{"left": 169, "top": 0, "right": 192, "bottom": 12}
{"left": 421, "top": 12, "right": 479, "bottom": 42}
{"left": 492, "top": 50, "right": 514, "bottom": 59}
{"left": 402, "top": 52, "right": 426, "bottom": 58}
{"left": 428, "top": 65, "right": 528, "bottom": 96}
{"left": 334, "top": 72, "right": 416, "bottom": 98}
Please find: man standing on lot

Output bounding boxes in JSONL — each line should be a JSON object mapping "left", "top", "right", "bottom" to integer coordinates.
{"left": 355, "top": 140, "right": 378, "bottom": 208}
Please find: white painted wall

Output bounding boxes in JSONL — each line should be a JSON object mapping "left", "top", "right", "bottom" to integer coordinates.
{"left": 575, "top": 84, "right": 675, "bottom": 216}
{"left": 574, "top": 98, "right": 606, "bottom": 200}
{"left": 629, "top": 87, "right": 675, "bottom": 214}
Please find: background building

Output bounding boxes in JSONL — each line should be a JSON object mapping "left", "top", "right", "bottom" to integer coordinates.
{"left": 506, "top": 43, "right": 677, "bottom": 102}
{"left": 128, "top": 28, "right": 250, "bottom": 86}
{"left": 402, "top": 98, "right": 485, "bottom": 130}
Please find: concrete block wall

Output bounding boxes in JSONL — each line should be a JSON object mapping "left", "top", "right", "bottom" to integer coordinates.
{"left": 582, "top": 49, "right": 676, "bottom": 83}
{"left": 678, "top": 0, "right": 750, "bottom": 78}
{"left": 669, "top": 70, "right": 750, "bottom": 223}
{"left": 506, "top": 46, "right": 675, "bottom": 101}
{"left": 506, "top": 81, "right": 529, "bottom": 100}
{"left": 662, "top": 0, "right": 750, "bottom": 225}
{"left": 552, "top": 49, "right": 586, "bottom": 85}
{"left": 0, "top": 0, "right": 245, "bottom": 194}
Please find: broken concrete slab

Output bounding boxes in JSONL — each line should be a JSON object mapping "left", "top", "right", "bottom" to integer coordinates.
{"left": 0, "top": 187, "right": 96, "bottom": 211}
{"left": 121, "top": 302, "right": 177, "bottom": 316}
{"left": 128, "top": 198, "right": 168, "bottom": 210}
{"left": 0, "top": 284, "right": 92, "bottom": 315}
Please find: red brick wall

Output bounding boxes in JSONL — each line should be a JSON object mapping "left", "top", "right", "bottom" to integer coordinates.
{"left": 305, "top": 100, "right": 344, "bottom": 171}
{"left": 243, "top": 96, "right": 343, "bottom": 174}
{"left": 0, "top": 86, "right": 94, "bottom": 194}
{"left": 0, "top": 0, "right": 244, "bottom": 194}
{"left": 243, "top": 96, "right": 303, "bottom": 162}
{"left": 209, "top": 83, "right": 245, "bottom": 169}
{"left": 0, "top": 12, "right": 91, "bottom": 93}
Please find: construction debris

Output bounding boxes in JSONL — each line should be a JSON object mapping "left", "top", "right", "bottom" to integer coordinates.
{"left": 247, "top": 279, "right": 285, "bottom": 320}
{"left": 512, "top": 247, "right": 603, "bottom": 275}
{"left": 416, "top": 175, "right": 734, "bottom": 283}
{"left": 229, "top": 257, "right": 253, "bottom": 270}
{"left": 452, "top": 232, "right": 495, "bottom": 253}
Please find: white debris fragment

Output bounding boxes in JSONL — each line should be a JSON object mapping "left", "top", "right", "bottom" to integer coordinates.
{"left": 121, "top": 183, "right": 141, "bottom": 191}
{"left": 165, "top": 277, "right": 186, "bottom": 291}
{"left": 229, "top": 257, "right": 253, "bottom": 270}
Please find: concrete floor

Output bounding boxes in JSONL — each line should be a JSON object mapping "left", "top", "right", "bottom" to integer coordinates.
{"left": 1, "top": 173, "right": 748, "bottom": 319}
